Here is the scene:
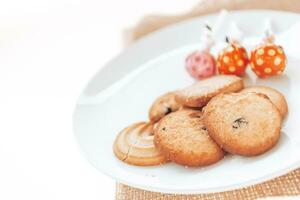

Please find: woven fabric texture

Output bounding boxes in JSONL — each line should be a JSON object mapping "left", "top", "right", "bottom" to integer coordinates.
{"left": 116, "top": 169, "right": 300, "bottom": 200}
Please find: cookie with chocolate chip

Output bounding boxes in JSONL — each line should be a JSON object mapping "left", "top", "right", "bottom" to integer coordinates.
{"left": 175, "top": 75, "right": 244, "bottom": 108}
{"left": 241, "top": 86, "right": 288, "bottom": 119}
{"left": 203, "top": 92, "right": 282, "bottom": 156}
{"left": 149, "top": 92, "right": 181, "bottom": 122}
{"left": 154, "top": 109, "right": 225, "bottom": 167}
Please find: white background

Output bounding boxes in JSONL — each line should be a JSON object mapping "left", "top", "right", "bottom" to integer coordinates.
{"left": 0, "top": 0, "right": 198, "bottom": 199}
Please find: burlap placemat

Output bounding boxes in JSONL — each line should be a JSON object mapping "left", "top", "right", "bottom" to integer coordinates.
{"left": 116, "top": 169, "right": 300, "bottom": 200}
{"left": 116, "top": 169, "right": 300, "bottom": 199}
{"left": 117, "top": 0, "right": 300, "bottom": 199}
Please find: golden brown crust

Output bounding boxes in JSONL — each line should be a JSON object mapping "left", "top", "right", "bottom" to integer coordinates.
{"left": 203, "top": 92, "right": 282, "bottom": 156}
{"left": 154, "top": 109, "right": 225, "bottom": 167}
{"left": 149, "top": 92, "right": 181, "bottom": 122}
{"left": 175, "top": 75, "right": 244, "bottom": 108}
{"left": 241, "top": 86, "right": 288, "bottom": 119}
{"left": 113, "top": 122, "right": 167, "bottom": 166}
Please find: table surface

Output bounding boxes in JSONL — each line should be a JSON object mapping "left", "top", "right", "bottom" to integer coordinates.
{"left": 0, "top": 0, "right": 198, "bottom": 199}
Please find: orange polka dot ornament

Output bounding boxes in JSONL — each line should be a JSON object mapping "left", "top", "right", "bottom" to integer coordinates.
{"left": 217, "top": 37, "right": 249, "bottom": 76}
{"left": 250, "top": 20, "right": 287, "bottom": 78}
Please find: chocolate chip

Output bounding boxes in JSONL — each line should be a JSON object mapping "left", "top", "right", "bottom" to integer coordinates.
{"left": 232, "top": 117, "right": 248, "bottom": 129}
{"left": 165, "top": 107, "right": 172, "bottom": 115}
{"left": 162, "top": 127, "right": 166, "bottom": 131}
{"left": 201, "top": 126, "right": 207, "bottom": 131}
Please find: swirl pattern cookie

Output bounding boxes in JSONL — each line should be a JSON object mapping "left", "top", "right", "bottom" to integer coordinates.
{"left": 113, "top": 122, "right": 167, "bottom": 166}
{"left": 154, "top": 109, "right": 225, "bottom": 167}
{"left": 175, "top": 75, "right": 244, "bottom": 107}
{"left": 203, "top": 92, "right": 282, "bottom": 156}
{"left": 241, "top": 86, "right": 288, "bottom": 118}
{"left": 149, "top": 92, "right": 181, "bottom": 122}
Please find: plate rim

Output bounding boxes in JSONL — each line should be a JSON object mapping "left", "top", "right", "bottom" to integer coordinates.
{"left": 73, "top": 9, "right": 300, "bottom": 194}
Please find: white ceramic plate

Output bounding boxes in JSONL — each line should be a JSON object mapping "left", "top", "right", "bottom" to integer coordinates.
{"left": 73, "top": 10, "right": 300, "bottom": 194}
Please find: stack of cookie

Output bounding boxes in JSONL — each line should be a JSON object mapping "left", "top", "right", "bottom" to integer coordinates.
{"left": 113, "top": 75, "right": 288, "bottom": 167}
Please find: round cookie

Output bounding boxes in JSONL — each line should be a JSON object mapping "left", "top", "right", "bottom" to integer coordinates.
{"left": 241, "top": 86, "right": 288, "bottom": 118}
{"left": 154, "top": 109, "right": 225, "bottom": 167}
{"left": 149, "top": 92, "right": 181, "bottom": 122}
{"left": 203, "top": 92, "right": 282, "bottom": 156}
{"left": 113, "top": 122, "right": 167, "bottom": 166}
{"left": 175, "top": 75, "right": 244, "bottom": 108}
